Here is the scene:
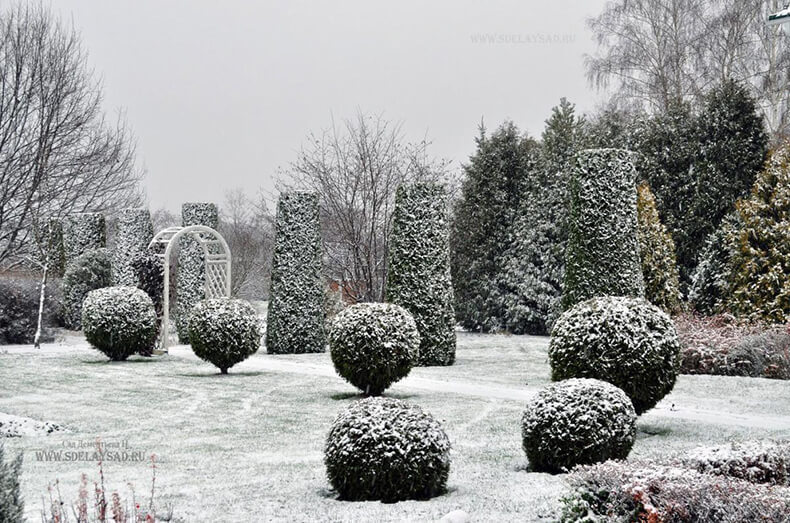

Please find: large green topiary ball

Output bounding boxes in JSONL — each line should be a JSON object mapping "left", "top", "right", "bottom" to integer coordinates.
{"left": 549, "top": 296, "right": 681, "bottom": 414}
{"left": 82, "top": 286, "right": 157, "bottom": 361}
{"left": 188, "top": 298, "right": 260, "bottom": 374}
{"left": 329, "top": 303, "right": 420, "bottom": 396}
{"left": 324, "top": 397, "right": 451, "bottom": 502}
{"left": 522, "top": 378, "right": 637, "bottom": 473}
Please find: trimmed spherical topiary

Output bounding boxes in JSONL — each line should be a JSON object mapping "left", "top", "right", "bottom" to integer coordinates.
{"left": 329, "top": 303, "right": 420, "bottom": 395}
{"left": 522, "top": 378, "right": 637, "bottom": 473}
{"left": 82, "top": 286, "right": 157, "bottom": 361}
{"left": 62, "top": 248, "right": 113, "bottom": 330}
{"left": 324, "top": 397, "right": 451, "bottom": 502}
{"left": 188, "top": 298, "right": 260, "bottom": 374}
{"left": 549, "top": 296, "right": 681, "bottom": 414}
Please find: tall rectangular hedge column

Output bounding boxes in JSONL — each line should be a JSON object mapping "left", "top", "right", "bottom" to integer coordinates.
{"left": 43, "top": 218, "right": 65, "bottom": 277}
{"left": 386, "top": 183, "right": 456, "bottom": 366}
{"left": 176, "top": 202, "right": 219, "bottom": 342}
{"left": 265, "top": 191, "right": 325, "bottom": 354}
{"left": 63, "top": 213, "right": 106, "bottom": 264}
{"left": 562, "top": 148, "right": 645, "bottom": 310}
{"left": 112, "top": 208, "right": 154, "bottom": 287}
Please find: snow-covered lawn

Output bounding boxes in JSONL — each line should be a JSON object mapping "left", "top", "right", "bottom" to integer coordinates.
{"left": 2, "top": 332, "right": 789, "bottom": 521}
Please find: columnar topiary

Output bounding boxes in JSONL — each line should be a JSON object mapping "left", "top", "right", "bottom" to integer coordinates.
{"left": 386, "top": 183, "right": 456, "bottom": 366}
{"left": 82, "top": 286, "right": 157, "bottom": 361}
{"left": 522, "top": 378, "right": 637, "bottom": 473}
{"left": 61, "top": 248, "right": 112, "bottom": 330}
{"left": 329, "top": 303, "right": 420, "bottom": 395}
{"left": 562, "top": 149, "right": 644, "bottom": 310}
{"left": 266, "top": 192, "right": 325, "bottom": 354}
{"left": 188, "top": 298, "right": 260, "bottom": 374}
{"left": 112, "top": 209, "right": 153, "bottom": 287}
{"left": 549, "top": 296, "right": 681, "bottom": 414}
{"left": 176, "top": 202, "right": 219, "bottom": 342}
{"left": 324, "top": 397, "right": 451, "bottom": 502}
{"left": 62, "top": 213, "right": 106, "bottom": 263}
{"left": 132, "top": 250, "right": 165, "bottom": 355}
{"left": 42, "top": 218, "right": 65, "bottom": 277}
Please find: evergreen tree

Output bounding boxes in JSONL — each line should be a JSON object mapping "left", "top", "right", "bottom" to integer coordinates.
{"left": 0, "top": 443, "right": 23, "bottom": 523}
{"left": 636, "top": 182, "right": 681, "bottom": 313}
{"left": 450, "top": 121, "right": 539, "bottom": 332}
{"left": 112, "top": 208, "right": 154, "bottom": 287}
{"left": 386, "top": 183, "right": 455, "bottom": 366}
{"left": 689, "top": 213, "right": 740, "bottom": 315}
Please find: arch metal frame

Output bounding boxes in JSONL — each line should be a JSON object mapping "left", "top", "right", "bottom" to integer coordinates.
{"left": 148, "top": 225, "right": 232, "bottom": 353}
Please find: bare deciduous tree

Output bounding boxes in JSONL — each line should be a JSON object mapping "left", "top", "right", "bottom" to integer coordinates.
{"left": 0, "top": 3, "right": 143, "bottom": 268}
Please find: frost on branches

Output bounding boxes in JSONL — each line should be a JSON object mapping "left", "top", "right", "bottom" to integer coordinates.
{"left": 386, "top": 183, "right": 456, "bottom": 366}
{"left": 112, "top": 209, "right": 154, "bottom": 287}
{"left": 62, "top": 213, "right": 106, "bottom": 264}
{"left": 175, "top": 202, "right": 219, "bottom": 342}
{"left": 562, "top": 149, "right": 644, "bottom": 310}
{"left": 266, "top": 192, "right": 325, "bottom": 354}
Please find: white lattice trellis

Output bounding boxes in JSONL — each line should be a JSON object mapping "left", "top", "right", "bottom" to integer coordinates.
{"left": 148, "top": 225, "right": 232, "bottom": 353}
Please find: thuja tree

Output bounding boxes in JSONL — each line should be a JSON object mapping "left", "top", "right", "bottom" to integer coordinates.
{"left": 562, "top": 149, "right": 644, "bottom": 310}
{"left": 689, "top": 213, "right": 740, "bottom": 315}
{"left": 112, "top": 209, "right": 153, "bottom": 287}
{"left": 637, "top": 182, "right": 681, "bottom": 313}
{"left": 266, "top": 192, "right": 325, "bottom": 354}
{"left": 175, "top": 202, "right": 218, "bottom": 341}
{"left": 62, "top": 213, "right": 106, "bottom": 263}
{"left": 42, "top": 218, "right": 65, "bottom": 277}
{"left": 386, "top": 183, "right": 456, "bottom": 366}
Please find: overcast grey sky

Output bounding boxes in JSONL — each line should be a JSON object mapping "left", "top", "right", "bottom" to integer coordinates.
{"left": 52, "top": 0, "right": 609, "bottom": 212}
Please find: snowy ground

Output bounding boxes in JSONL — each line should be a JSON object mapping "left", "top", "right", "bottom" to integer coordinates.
{"left": 2, "top": 332, "right": 790, "bottom": 522}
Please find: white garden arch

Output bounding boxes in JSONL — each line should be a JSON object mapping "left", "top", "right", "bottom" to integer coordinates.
{"left": 148, "top": 225, "right": 232, "bottom": 353}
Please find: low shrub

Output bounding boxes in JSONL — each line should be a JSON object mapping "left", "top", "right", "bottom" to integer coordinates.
{"left": 522, "top": 379, "right": 636, "bottom": 473}
{"left": 188, "top": 298, "right": 260, "bottom": 374}
{"left": 683, "top": 440, "right": 790, "bottom": 486}
{"left": 0, "top": 443, "right": 23, "bottom": 522}
{"left": 0, "top": 276, "right": 60, "bottom": 345}
{"left": 324, "top": 397, "right": 451, "bottom": 502}
{"left": 62, "top": 248, "right": 112, "bottom": 330}
{"left": 549, "top": 296, "right": 681, "bottom": 414}
{"left": 328, "top": 303, "right": 420, "bottom": 395}
{"left": 82, "top": 286, "right": 157, "bottom": 361}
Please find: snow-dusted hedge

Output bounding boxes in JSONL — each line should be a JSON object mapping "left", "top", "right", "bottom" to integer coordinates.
{"left": 328, "top": 303, "right": 420, "bottom": 395}
{"left": 176, "top": 202, "right": 219, "bottom": 342}
{"left": 63, "top": 213, "right": 106, "bottom": 264}
{"left": 0, "top": 277, "right": 58, "bottom": 344}
{"left": 549, "top": 296, "right": 680, "bottom": 414}
{"left": 683, "top": 440, "right": 790, "bottom": 486}
{"left": 82, "top": 286, "right": 157, "bottom": 361}
{"left": 266, "top": 192, "right": 325, "bottom": 354}
{"left": 562, "top": 149, "right": 644, "bottom": 310}
{"left": 386, "top": 183, "right": 456, "bottom": 366}
{"left": 43, "top": 217, "right": 65, "bottom": 277}
{"left": 112, "top": 209, "right": 153, "bottom": 287}
{"left": 324, "top": 397, "right": 451, "bottom": 502}
{"left": 62, "top": 248, "right": 112, "bottom": 330}
{"left": 188, "top": 298, "right": 260, "bottom": 374}
{"left": 522, "top": 378, "right": 636, "bottom": 473}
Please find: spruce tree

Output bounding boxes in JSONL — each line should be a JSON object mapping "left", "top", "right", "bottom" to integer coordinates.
{"left": 450, "top": 121, "right": 539, "bottom": 332}
{"left": 266, "top": 192, "right": 325, "bottom": 354}
{"left": 386, "top": 183, "right": 455, "bottom": 366}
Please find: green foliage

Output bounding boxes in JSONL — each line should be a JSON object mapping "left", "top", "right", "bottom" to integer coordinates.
{"left": 562, "top": 149, "right": 644, "bottom": 310}
{"left": 82, "top": 286, "right": 157, "bottom": 361}
{"left": 112, "top": 208, "right": 153, "bottom": 287}
{"left": 62, "top": 213, "right": 106, "bottom": 264}
{"left": 549, "top": 296, "right": 681, "bottom": 415}
{"left": 61, "top": 248, "right": 112, "bottom": 330}
{"left": 637, "top": 182, "right": 681, "bottom": 313}
{"left": 189, "top": 298, "right": 260, "bottom": 373}
{"left": 42, "top": 218, "right": 65, "bottom": 277}
{"left": 386, "top": 182, "right": 455, "bottom": 365}
{"left": 0, "top": 443, "right": 23, "bottom": 523}
{"left": 328, "top": 303, "right": 420, "bottom": 395}
{"left": 266, "top": 192, "right": 325, "bottom": 354}
{"left": 689, "top": 214, "right": 740, "bottom": 315}
{"left": 0, "top": 277, "right": 59, "bottom": 345}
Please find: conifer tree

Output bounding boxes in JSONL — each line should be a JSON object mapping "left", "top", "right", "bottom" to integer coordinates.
{"left": 112, "top": 209, "right": 154, "bottom": 287}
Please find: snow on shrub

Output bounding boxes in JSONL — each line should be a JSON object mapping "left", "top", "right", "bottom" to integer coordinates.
{"left": 324, "top": 397, "right": 451, "bottom": 502}
{"left": 689, "top": 214, "right": 740, "bottom": 315}
{"left": 559, "top": 460, "right": 790, "bottom": 522}
{"left": 62, "top": 213, "right": 106, "bottom": 264}
{"left": 176, "top": 202, "right": 219, "bottom": 342}
{"left": 131, "top": 250, "right": 166, "bottom": 355}
{"left": 562, "top": 149, "right": 644, "bottom": 310}
{"left": 112, "top": 209, "right": 153, "bottom": 287}
{"left": 386, "top": 182, "right": 456, "bottom": 366}
{"left": 188, "top": 298, "right": 260, "bottom": 374}
{"left": 683, "top": 440, "right": 790, "bottom": 486}
{"left": 522, "top": 378, "right": 636, "bottom": 473}
{"left": 61, "top": 248, "right": 112, "bottom": 330}
{"left": 328, "top": 303, "right": 420, "bottom": 395}
{"left": 266, "top": 192, "right": 325, "bottom": 354}
{"left": 0, "top": 277, "right": 59, "bottom": 344}
{"left": 42, "top": 217, "right": 66, "bottom": 277}
{"left": 82, "top": 286, "right": 157, "bottom": 361}
{"left": 549, "top": 296, "right": 680, "bottom": 414}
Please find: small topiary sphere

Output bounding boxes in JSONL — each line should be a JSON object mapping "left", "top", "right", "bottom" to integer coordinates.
{"left": 549, "top": 296, "right": 681, "bottom": 414}
{"left": 324, "top": 397, "right": 451, "bottom": 502}
{"left": 188, "top": 298, "right": 260, "bottom": 374}
{"left": 329, "top": 303, "right": 420, "bottom": 395}
{"left": 82, "top": 286, "right": 157, "bottom": 361}
{"left": 522, "top": 378, "right": 637, "bottom": 473}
